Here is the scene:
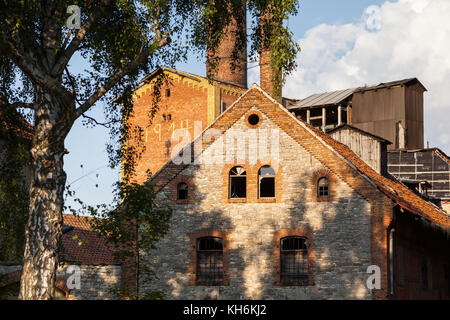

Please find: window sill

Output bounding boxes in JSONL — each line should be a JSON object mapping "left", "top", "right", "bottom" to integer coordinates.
{"left": 228, "top": 198, "right": 247, "bottom": 203}
{"left": 175, "top": 199, "right": 189, "bottom": 204}
{"left": 257, "top": 197, "right": 277, "bottom": 203}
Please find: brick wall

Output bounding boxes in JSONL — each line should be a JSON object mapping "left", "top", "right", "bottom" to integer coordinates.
{"left": 144, "top": 107, "right": 375, "bottom": 299}
{"left": 129, "top": 73, "right": 244, "bottom": 183}
{"left": 130, "top": 77, "right": 209, "bottom": 183}
{"left": 206, "top": 2, "right": 247, "bottom": 88}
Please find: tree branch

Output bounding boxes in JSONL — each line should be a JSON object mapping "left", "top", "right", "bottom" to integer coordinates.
{"left": 52, "top": 0, "right": 112, "bottom": 76}
{"left": 3, "top": 36, "right": 70, "bottom": 103}
{"left": 81, "top": 113, "right": 120, "bottom": 128}
{"left": 75, "top": 35, "right": 171, "bottom": 119}
{"left": 1, "top": 102, "right": 34, "bottom": 110}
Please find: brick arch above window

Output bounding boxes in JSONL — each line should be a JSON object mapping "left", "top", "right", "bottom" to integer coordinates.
{"left": 310, "top": 168, "right": 336, "bottom": 202}
{"left": 272, "top": 228, "right": 315, "bottom": 286}
{"left": 169, "top": 174, "right": 195, "bottom": 204}
{"left": 256, "top": 161, "right": 283, "bottom": 203}
{"left": 222, "top": 163, "right": 252, "bottom": 203}
{"left": 187, "top": 229, "right": 230, "bottom": 286}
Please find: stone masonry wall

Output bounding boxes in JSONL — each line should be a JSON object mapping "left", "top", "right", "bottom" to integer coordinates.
{"left": 144, "top": 108, "right": 373, "bottom": 300}
{"left": 0, "top": 264, "right": 120, "bottom": 300}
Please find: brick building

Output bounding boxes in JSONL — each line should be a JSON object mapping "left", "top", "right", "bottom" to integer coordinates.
{"left": 140, "top": 85, "right": 450, "bottom": 300}
{"left": 124, "top": 10, "right": 450, "bottom": 299}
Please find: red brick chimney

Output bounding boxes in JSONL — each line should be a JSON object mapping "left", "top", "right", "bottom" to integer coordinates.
{"left": 259, "top": 7, "right": 281, "bottom": 99}
{"left": 206, "top": 3, "right": 247, "bottom": 88}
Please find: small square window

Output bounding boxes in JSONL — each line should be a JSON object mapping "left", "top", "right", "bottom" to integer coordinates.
{"left": 165, "top": 89, "right": 171, "bottom": 97}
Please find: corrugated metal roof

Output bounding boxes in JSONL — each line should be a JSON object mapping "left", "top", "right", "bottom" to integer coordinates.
{"left": 288, "top": 78, "right": 427, "bottom": 110}
{"left": 354, "top": 77, "right": 427, "bottom": 93}
{"left": 288, "top": 88, "right": 356, "bottom": 110}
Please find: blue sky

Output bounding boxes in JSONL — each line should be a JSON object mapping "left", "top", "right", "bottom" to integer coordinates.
{"left": 64, "top": 0, "right": 450, "bottom": 212}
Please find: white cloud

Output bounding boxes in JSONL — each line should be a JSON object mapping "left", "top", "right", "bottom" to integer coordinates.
{"left": 278, "top": 0, "right": 450, "bottom": 154}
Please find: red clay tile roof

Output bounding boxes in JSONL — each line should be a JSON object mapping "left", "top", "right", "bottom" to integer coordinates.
{"left": 0, "top": 110, "right": 34, "bottom": 140}
{"left": 149, "top": 85, "right": 450, "bottom": 231}
{"left": 301, "top": 121, "right": 450, "bottom": 229}
{"left": 61, "top": 214, "right": 119, "bottom": 265}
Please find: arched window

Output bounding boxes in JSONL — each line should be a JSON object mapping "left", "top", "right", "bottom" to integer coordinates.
{"left": 196, "top": 237, "right": 224, "bottom": 285}
{"left": 177, "top": 182, "right": 188, "bottom": 200}
{"left": 317, "top": 177, "right": 329, "bottom": 197}
{"left": 258, "top": 165, "right": 275, "bottom": 198}
{"left": 280, "top": 237, "right": 308, "bottom": 285}
{"left": 229, "top": 166, "right": 246, "bottom": 198}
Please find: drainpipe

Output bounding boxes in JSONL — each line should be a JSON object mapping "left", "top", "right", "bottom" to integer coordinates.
{"left": 388, "top": 228, "right": 395, "bottom": 296}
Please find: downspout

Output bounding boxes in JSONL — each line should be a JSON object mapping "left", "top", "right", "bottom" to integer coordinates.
{"left": 387, "top": 206, "right": 399, "bottom": 298}
{"left": 388, "top": 228, "right": 395, "bottom": 296}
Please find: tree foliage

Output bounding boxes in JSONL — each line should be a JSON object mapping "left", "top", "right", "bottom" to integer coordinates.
{"left": 0, "top": 110, "right": 30, "bottom": 262}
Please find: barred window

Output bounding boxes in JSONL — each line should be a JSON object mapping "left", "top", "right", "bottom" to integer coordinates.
{"left": 196, "top": 237, "right": 224, "bottom": 285}
{"left": 317, "top": 177, "right": 329, "bottom": 197}
{"left": 229, "top": 166, "right": 246, "bottom": 198}
{"left": 258, "top": 165, "right": 275, "bottom": 198}
{"left": 177, "top": 182, "right": 188, "bottom": 200}
{"left": 280, "top": 237, "right": 308, "bottom": 285}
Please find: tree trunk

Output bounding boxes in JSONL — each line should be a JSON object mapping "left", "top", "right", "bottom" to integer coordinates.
{"left": 19, "top": 86, "right": 73, "bottom": 300}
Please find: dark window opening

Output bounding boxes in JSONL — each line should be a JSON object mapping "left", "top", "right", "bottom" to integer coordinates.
{"left": 280, "top": 237, "right": 308, "bottom": 285}
{"left": 248, "top": 114, "right": 260, "bottom": 126}
{"left": 177, "top": 182, "right": 188, "bottom": 200}
{"left": 221, "top": 100, "right": 227, "bottom": 113}
{"left": 259, "top": 165, "right": 275, "bottom": 198}
{"left": 196, "top": 237, "right": 224, "bottom": 285}
{"left": 318, "top": 177, "right": 329, "bottom": 197}
{"left": 165, "top": 88, "right": 171, "bottom": 97}
{"left": 229, "top": 166, "right": 246, "bottom": 198}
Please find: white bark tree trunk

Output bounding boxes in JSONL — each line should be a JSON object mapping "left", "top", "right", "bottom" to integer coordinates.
{"left": 19, "top": 86, "right": 72, "bottom": 300}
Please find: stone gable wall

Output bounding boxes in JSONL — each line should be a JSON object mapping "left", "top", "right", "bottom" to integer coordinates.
{"left": 145, "top": 108, "right": 374, "bottom": 300}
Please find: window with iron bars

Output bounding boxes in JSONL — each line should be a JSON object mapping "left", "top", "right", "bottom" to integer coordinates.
{"left": 196, "top": 237, "right": 224, "bottom": 285}
{"left": 280, "top": 237, "right": 308, "bottom": 285}
{"left": 317, "top": 177, "right": 329, "bottom": 197}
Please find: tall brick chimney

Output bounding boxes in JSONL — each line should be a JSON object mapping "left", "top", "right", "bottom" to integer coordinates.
{"left": 206, "top": 3, "right": 247, "bottom": 88}
{"left": 259, "top": 7, "right": 281, "bottom": 99}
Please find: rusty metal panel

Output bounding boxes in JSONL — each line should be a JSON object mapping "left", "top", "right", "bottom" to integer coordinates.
{"left": 352, "top": 86, "right": 408, "bottom": 150}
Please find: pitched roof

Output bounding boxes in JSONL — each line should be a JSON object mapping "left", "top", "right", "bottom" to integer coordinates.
{"left": 61, "top": 214, "right": 119, "bottom": 265}
{"left": 149, "top": 84, "right": 450, "bottom": 231}
{"left": 327, "top": 124, "right": 392, "bottom": 144}
{"left": 354, "top": 77, "right": 427, "bottom": 93}
{"left": 288, "top": 88, "right": 356, "bottom": 110}
{"left": 288, "top": 78, "right": 427, "bottom": 110}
